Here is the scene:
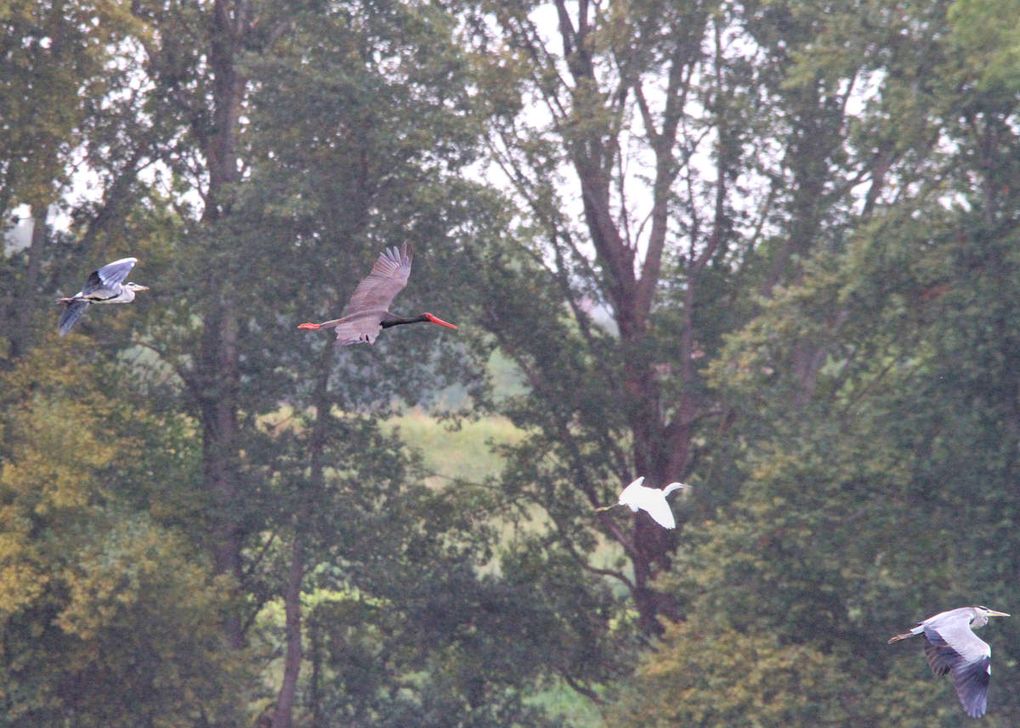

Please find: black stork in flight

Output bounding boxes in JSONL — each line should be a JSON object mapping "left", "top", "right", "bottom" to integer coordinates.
{"left": 297, "top": 243, "right": 457, "bottom": 346}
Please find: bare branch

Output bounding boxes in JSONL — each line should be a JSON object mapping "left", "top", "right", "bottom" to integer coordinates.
{"left": 563, "top": 673, "right": 603, "bottom": 704}
{"left": 241, "top": 531, "right": 278, "bottom": 582}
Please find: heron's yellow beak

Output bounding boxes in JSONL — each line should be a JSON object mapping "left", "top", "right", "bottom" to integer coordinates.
{"left": 987, "top": 610, "right": 1010, "bottom": 617}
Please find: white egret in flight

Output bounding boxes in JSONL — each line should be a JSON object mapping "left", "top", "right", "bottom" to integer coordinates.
{"left": 597, "top": 477, "right": 688, "bottom": 529}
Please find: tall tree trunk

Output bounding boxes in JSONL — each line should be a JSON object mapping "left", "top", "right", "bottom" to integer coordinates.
{"left": 196, "top": 0, "right": 250, "bottom": 648}
{"left": 308, "top": 609, "right": 323, "bottom": 726}
{"left": 273, "top": 529, "right": 305, "bottom": 728}
{"left": 273, "top": 345, "right": 332, "bottom": 727}
{"left": 533, "top": 1, "right": 709, "bottom": 634}
{"left": 198, "top": 306, "right": 245, "bottom": 648}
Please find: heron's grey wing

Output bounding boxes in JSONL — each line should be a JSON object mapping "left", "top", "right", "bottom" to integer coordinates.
{"left": 930, "top": 618, "right": 992, "bottom": 664}
{"left": 642, "top": 495, "right": 677, "bottom": 529}
{"left": 340, "top": 245, "right": 412, "bottom": 318}
{"left": 58, "top": 300, "right": 90, "bottom": 335}
{"left": 923, "top": 627, "right": 961, "bottom": 677}
{"left": 953, "top": 655, "right": 991, "bottom": 718}
{"left": 924, "top": 624, "right": 993, "bottom": 718}
{"left": 83, "top": 257, "right": 137, "bottom": 294}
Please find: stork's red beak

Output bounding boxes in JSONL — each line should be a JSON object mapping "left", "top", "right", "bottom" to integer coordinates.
{"left": 424, "top": 313, "right": 458, "bottom": 330}
{"left": 297, "top": 322, "right": 321, "bottom": 330}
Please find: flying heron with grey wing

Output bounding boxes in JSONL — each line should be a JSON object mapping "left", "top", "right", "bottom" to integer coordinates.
{"left": 57, "top": 257, "right": 148, "bottom": 335}
{"left": 888, "top": 605, "right": 1009, "bottom": 718}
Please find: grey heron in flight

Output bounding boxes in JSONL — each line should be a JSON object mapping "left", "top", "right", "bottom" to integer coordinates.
{"left": 888, "top": 605, "right": 1009, "bottom": 718}
{"left": 57, "top": 257, "right": 148, "bottom": 335}
{"left": 596, "top": 477, "right": 687, "bottom": 529}
{"left": 297, "top": 243, "right": 457, "bottom": 346}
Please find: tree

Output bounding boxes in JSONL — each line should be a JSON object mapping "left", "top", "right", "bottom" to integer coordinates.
{"left": 0, "top": 346, "right": 246, "bottom": 726}
{"left": 459, "top": 0, "right": 935, "bottom": 636}
{"left": 233, "top": 2, "right": 582, "bottom": 721}
{"left": 606, "top": 620, "right": 872, "bottom": 727}
{"left": 0, "top": 0, "right": 145, "bottom": 358}
{"left": 615, "top": 0, "right": 1020, "bottom": 721}
{"left": 5, "top": 0, "right": 585, "bottom": 721}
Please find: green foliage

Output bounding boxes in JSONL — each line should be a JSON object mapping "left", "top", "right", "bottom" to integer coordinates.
{"left": 668, "top": 44, "right": 1020, "bottom": 727}
{"left": 0, "top": 347, "right": 245, "bottom": 726}
{"left": 388, "top": 409, "right": 524, "bottom": 484}
{"left": 949, "top": 0, "right": 1020, "bottom": 91}
{"left": 678, "top": 216, "right": 1020, "bottom": 722}
{"left": 0, "top": 0, "right": 141, "bottom": 208}
{"left": 303, "top": 565, "right": 584, "bottom": 727}
{"left": 608, "top": 621, "right": 871, "bottom": 726}
{"left": 602, "top": 1, "right": 1020, "bottom": 723}
{"left": 7, "top": 0, "right": 1020, "bottom": 724}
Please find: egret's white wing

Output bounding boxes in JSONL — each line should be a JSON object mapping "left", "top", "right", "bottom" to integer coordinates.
{"left": 640, "top": 493, "right": 677, "bottom": 529}
{"left": 85, "top": 257, "right": 137, "bottom": 293}
{"left": 618, "top": 477, "right": 645, "bottom": 504}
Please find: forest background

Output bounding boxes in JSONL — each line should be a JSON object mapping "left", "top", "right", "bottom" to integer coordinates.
{"left": 2, "top": 0, "right": 1020, "bottom": 726}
